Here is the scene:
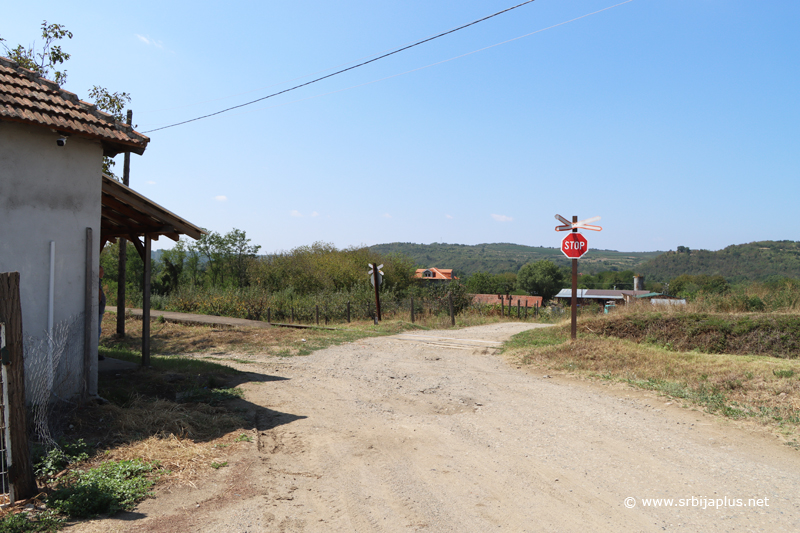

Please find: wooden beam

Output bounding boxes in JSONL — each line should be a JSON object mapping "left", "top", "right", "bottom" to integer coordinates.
{"left": 129, "top": 234, "right": 145, "bottom": 261}
{"left": 142, "top": 235, "right": 151, "bottom": 367}
{"left": 0, "top": 273, "right": 38, "bottom": 501}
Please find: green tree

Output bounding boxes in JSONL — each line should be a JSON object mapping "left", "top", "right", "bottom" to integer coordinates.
{"left": 465, "top": 272, "right": 495, "bottom": 294}
{"left": 1, "top": 21, "right": 73, "bottom": 86}
{"left": 227, "top": 228, "right": 261, "bottom": 287}
{"left": 516, "top": 260, "right": 565, "bottom": 302}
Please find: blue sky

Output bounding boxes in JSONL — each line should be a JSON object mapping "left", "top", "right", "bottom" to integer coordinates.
{"left": 4, "top": 0, "right": 799, "bottom": 254}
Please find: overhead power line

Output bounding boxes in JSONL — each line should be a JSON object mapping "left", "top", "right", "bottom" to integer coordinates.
{"left": 142, "top": 0, "right": 537, "bottom": 133}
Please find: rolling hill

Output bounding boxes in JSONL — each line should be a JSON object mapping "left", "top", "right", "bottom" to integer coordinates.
{"left": 370, "top": 242, "right": 662, "bottom": 277}
{"left": 637, "top": 241, "right": 800, "bottom": 283}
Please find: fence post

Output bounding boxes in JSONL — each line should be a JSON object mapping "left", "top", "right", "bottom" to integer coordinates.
{"left": 0, "top": 272, "right": 37, "bottom": 501}
{"left": 267, "top": 308, "right": 271, "bottom": 324}
{"left": 517, "top": 299, "right": 521, "bottom": 319}
{"left": 500, "top": 295, "right": 505, "bottom": 317}
{"left": 410, "top": 296, "right": 415, "bottom": 323}
{"left": 449, "top": 293, "right": 455, "bottom": 326}
{"left": 347, "top": 301, "right": 351, "bottom": 323}
{"left": 291, "top": 307, "right": 294, "bottom": 323}
{"left": 525, "top": 301, "right": 528, "bottom": 319}
{"left": 315, "top": 305, "right": 319, "bottom": 325}
{"left": 535, "top": 303, "right": 539, "bottom": 318}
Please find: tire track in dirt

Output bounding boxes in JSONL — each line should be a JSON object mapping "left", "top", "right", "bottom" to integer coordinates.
{"left": 74, "top": 323, "right": 800, "bottom": 532}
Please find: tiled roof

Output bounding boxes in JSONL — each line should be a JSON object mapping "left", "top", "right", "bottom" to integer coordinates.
{"left": 0, "top": 56, "right": 149, "bottom": 156}
{"left": 415, "top": 268, "right": 458, "bottom": 280}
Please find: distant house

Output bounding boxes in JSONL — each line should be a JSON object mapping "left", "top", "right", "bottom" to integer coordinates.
{"left": 553, "top": 289, "right": 652, "bottom": 308}
{"left": 0, "top": 56, "right": 203, "bottom": 403}
{"left": 415, "top": 268, "right": 458, "bottom": 281}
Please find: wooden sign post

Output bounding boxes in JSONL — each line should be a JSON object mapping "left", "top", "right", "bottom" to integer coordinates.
{"left": 555, "top": 214, "right": 602, "bottom": 340}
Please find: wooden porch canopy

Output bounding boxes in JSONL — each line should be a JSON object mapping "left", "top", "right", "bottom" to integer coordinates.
{"left": 100, "top": 174, "right": 206, "bottom": 366}
{"left": 101, "top": 174, "right": 205, "bottom": 249}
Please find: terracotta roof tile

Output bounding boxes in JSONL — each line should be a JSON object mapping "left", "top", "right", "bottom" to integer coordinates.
{"left": 0, "top": 56, "right": 148, "bottom": 156}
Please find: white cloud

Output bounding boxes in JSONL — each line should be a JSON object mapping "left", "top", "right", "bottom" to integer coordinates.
{"left": 146, "top": 180, "right": 156, "bottom": 185}
{"left": 290, "top": 210, "right": 303, "bottom": 217}
{"left": 491, "top": 214, "right": 513, "bottom": 222}
{"left": 214, "top": 195, "right": 227, "bottom": 202}
{"left": 311, "top": 211, "right": 319, "bottom": 217}
{"left": 135, "top": 34, "right": 163, "bottom": 48}
{"left": 446, "top": 214, "right": 453, "bottom": 219}
{"left": 383, "top": 213, "right": 392, "bottom": 219}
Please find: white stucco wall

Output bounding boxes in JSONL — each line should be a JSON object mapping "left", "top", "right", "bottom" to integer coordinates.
{"left": 0, "top": 120, "right": 101, "bottom": 401}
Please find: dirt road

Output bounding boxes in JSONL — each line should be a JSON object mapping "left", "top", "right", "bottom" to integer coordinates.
{"left": 86, "top": 323, "right": 800, "bottom": 532}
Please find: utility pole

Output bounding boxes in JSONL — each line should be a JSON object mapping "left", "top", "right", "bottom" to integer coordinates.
{"left": 117, "top": 110, "right": 132, "bottom": 337}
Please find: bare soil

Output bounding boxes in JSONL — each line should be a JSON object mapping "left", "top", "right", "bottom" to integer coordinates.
{"left": 73, "top": 323, "right": 800, "bottom": 532}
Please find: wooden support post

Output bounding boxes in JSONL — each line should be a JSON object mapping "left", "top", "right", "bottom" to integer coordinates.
{"left": 83, "top": 227, "right": 93, "bottom": 398}
{"left": 291, "top": 307, "right": 294, "bottom": 323}
{"left": 267, "top": 308, "right": 271, "bottom": 324}
{"left": 0, "top": 273, "right": 37, "bottom": 500}
{"left": 525, "top": 301, "right": 528, "bottom": 319}
{"left": 315, "top": 305, "right": 319, "bottom": 325}
{"left": 117, "top": 240, "right": 126, "bottom": 336}
{"left": 571, "top": 216, "right": 578, "bottom": 341}
{"left": 347, "top": 301, "right": 351, "bottom": 323}
{"left": 142, "top": 235, "right": 151, "bottom": 366}
{"left": 500, "top": 295, "right": 505, "bottom": 317}
{"left": 517, "top": 299, "right": 521, "bottom": 319}
{"left": 372, "top": 263, "right": 382, "bottom": 322}
{"left": 410, "top": 297, "right": 415, "bottom": 324}
{"left": 449, "top": 293, "right": 455, "bottom": 326}
{"left": 117, "top": 111, "right": 132, "bottom": 338}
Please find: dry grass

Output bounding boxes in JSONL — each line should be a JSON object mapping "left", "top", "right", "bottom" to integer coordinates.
{"left": 505, "top": 307, "right": 800, "bottom": 444}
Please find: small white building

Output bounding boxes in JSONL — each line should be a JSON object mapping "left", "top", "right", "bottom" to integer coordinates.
{"left": 0, "top": 57, "right": 149, "bottom": 402}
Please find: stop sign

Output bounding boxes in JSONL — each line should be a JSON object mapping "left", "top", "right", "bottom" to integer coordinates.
{"left": 562, "top": 232, "right": 588, "bottom": 259}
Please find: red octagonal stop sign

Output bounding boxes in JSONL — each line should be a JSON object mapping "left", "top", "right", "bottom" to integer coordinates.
{"left": 562, "top": 232, "right": 588, "bottom": 259}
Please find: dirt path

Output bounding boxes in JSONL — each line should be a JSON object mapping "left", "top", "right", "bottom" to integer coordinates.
{"left": 79, "top": 323, "right": 800, "bottom": 532}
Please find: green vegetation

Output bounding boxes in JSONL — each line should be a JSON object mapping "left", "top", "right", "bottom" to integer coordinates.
{"left": 33, "top": 439, "right": 91, "bottom": 478}
{"left": 639, "top": 241, "right": 800, "bottom": 283}
{"left": 48, "top": 459, "right": 159, "bottom": 518}
{"left": 516, "top": 260, "right": 565, "bottom": 301}
{"left": 581, "top": 312, "right": 800, "bottom": 357}
{"left": 370, "top": 242, "right": 661, "bottom": 277}
{"left": 0, "top": 510, "right": 64, "bottom": 532}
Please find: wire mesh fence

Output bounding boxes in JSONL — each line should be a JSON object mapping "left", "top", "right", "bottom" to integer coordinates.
{"left": 257, "top": 297, "right": 547, "bottom": 326}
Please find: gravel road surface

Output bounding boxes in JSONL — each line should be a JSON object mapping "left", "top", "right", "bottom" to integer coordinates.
{"left": 81, "top": 323, "right": 800, "bottom": 532}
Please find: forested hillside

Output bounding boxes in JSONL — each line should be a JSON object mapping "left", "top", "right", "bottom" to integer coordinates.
{"left": 638, "top": 241, "right": 800, "bottom": 283}
{"left": 370, "top": 242, "right": 662, "bottom": 277}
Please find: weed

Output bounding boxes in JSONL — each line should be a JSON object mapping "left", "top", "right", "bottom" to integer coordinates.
{"left": 210, "top": 461, "right": 228, "bottom": 470}
{"left": 0, "top": 510, "right": 64, "bottom": 532}
{"left": 234, "top": 433, "right": 252, "bottom": 443}
{"left": 773, "top": 369, "right": 795, "bottom": 379}
{"left": 33, "top": 439, "right": 91, "bottom": 478}
{"left": 48, "top": 459, "right": 158, "bottom": 518}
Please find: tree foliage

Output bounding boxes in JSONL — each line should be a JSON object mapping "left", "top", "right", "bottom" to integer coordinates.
{"left": 1, "top": 21, "right": 73, "bottom": 86}
{"left": 668, "top": 274, "right": 730, "bottom": 299}
{"left": 516, "top": 260, "right": 565, "bottom": 302}
{"left": 464, "top": 271, "right": 518, "bottom": 295}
